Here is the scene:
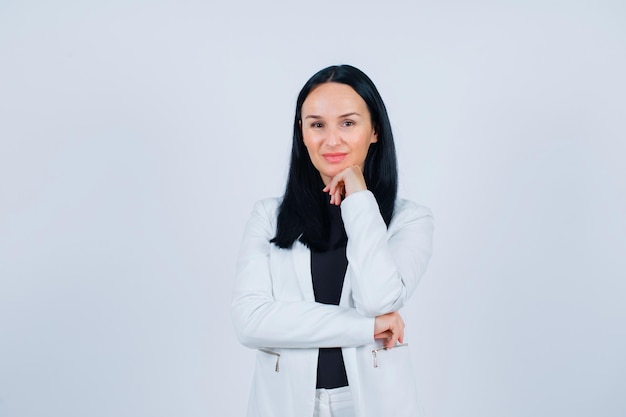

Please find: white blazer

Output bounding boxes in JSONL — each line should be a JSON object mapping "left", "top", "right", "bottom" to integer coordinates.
{"left": 232, "top": 190, "right": 434, "bottom": 417}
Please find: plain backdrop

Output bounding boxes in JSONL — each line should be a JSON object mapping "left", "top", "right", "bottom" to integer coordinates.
{"left": 1, "top": 1, "right": 625, "bottom": 416}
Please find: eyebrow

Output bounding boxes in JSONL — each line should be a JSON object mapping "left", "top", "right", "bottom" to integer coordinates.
{"left": 304, "top": 112, "right": 361, "bottom": 119}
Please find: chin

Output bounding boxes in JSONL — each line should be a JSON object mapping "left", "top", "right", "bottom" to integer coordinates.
{"left": 321, "top": 168, "right": 342, "bottom": 179}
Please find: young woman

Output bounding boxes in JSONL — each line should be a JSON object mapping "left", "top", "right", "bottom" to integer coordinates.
{"left": 232, "top": 65, "right": 433, "bottom": 417}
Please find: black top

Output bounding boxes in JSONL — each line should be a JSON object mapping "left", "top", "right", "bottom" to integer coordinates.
{"left": 311, "top": 201, "right": 349, "bottom": 389}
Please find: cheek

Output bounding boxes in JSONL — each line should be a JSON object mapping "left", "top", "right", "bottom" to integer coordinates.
{"left": 301, "top": 138, "right": 317, "bottom": 161}
{"left": 359, "top": 136, "right": 375, "bottom": 154}
{"left": 301, "top": 133, "right": 310, "bottom": 149}
{"left": 302, "top": 133, "right": 319, "bottom": 151}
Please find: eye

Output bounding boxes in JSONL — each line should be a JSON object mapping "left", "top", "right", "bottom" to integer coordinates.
{"left": 310, "top": 122, "right": 324, "bottom": 128}
{"left": 342, "top": 120, "right": 355, "bottom": 127}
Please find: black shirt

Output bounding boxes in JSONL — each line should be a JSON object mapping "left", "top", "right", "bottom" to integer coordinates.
{"left": 310, "top": 202, "right": 349, "bottom": 389}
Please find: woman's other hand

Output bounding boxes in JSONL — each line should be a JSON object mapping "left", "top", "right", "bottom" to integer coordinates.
{"left": 323, "top": 165, "right": 367, "bottom": 206}
{"left": 373, "top": 311, "right": 405, "bottom": 349}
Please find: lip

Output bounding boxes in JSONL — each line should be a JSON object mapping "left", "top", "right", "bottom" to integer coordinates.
{"left": 322, "top": 153, "right": 348, "bottom": 163}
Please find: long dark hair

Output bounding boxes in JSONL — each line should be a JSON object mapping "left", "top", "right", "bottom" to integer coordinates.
{"left": 271, "top": 65, "right": 398, "bottom": 250}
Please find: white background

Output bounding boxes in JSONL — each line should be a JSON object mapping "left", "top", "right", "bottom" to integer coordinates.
{"left": 1, "top": 1, "right": 625, "bottom": 416}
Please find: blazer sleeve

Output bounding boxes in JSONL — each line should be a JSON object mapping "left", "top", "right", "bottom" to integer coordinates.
{"left": 341, "top": 191, "right": 434, "bottom": 317}
{"left": 231, "top": 199, "right": 375, "bottom": 349}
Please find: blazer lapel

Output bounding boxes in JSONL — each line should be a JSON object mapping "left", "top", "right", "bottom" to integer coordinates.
{"left": 292, "top": 241, "right": 315, "bottom": 301}
{"left": 339, "top": 268, "right": 351, "bottom": 308}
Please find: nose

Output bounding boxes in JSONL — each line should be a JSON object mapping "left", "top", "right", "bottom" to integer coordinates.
{"left": 326, "top": 127, "right": 342, "bottom": 147}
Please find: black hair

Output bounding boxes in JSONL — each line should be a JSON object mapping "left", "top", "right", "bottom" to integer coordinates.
{"left": 271, "top": 64, "right": 398, "bottom": 250}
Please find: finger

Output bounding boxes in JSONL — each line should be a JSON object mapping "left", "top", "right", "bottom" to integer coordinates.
{"left": 374, "top": 331, "right": 392, "bottom": 340}
{"left": 390, "top": 331, "right": 402, "bottom": 348}
{"left": 386, "top": 331, "right": 399, "bottom": 349}
{"left": 326, "top": 183, "right": 338, "bottom": 203}
{"left": 326, "top": 180, "right": 343, "bottom": 206}
{"left": 326, "top": 171, "right": 346, "bottom": 194}
{"left": 390, "top": 321, "right": 405, "bottom": 348}
{"left": 396, "top": 320, "right": 405, "bottom": 345}
{"left": 334, "top": 188, "right": 342, "bottom": 205}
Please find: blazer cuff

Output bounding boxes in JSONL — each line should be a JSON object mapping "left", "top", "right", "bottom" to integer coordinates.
{"left": 340, "top": 190, "right": 381, "bottom": 224}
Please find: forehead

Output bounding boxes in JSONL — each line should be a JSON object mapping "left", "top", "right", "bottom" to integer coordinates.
{"left": 302, "top": 82, "right": 368, "bottom": 115}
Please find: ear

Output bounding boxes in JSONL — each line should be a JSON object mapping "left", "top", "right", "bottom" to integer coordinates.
{"left": 300, "top": 120, "right": 309, "bottom": 147}
{"left": 370, "top": 129, "right": 378, "bottom": 144}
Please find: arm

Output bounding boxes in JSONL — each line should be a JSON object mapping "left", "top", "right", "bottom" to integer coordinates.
{"left": 231, "top": 199, "right": 375, "bottom": 349}
{"left": 341, "top": 191, "right": 434, "bottom": 317}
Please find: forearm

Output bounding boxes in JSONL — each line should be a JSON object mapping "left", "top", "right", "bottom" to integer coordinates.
{"left": 232, "top": 294, "right": 374, "bottom": 349}
{"left": 341, "top": 191, "right": 434, "bottom": 317}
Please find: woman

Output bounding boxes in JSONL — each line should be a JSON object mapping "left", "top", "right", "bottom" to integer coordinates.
{"left": 232, "top": 65, "right": 433, "bottom": 417}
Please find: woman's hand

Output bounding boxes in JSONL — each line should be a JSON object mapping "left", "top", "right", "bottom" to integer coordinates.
{"left": 323, "top": 165, "right": 367, "bottom": 206}
{"left": 373, "top": 311, "right": 405, "bottom": 349}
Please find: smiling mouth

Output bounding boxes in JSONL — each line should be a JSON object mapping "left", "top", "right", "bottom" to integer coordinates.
{"left": 323, "top": 153, "right": 348, "bottom": 163}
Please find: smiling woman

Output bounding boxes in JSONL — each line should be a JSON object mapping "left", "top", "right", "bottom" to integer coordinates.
{"left": 301, "top": 82, "right": 378, "bottom": 187}
{"left": 231, "top": 65, "right": 434, "bottom": 417}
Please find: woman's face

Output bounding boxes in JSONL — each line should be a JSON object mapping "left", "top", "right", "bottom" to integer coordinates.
{"left": 301, "top": 82, "right": 378, "bottom": 185}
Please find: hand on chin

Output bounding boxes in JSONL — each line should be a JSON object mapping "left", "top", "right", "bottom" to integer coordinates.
{"left": 322, "top": 165, "right": 367, "bottom": 206}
